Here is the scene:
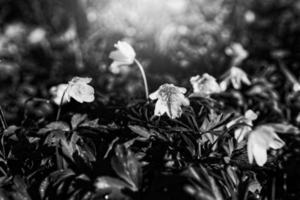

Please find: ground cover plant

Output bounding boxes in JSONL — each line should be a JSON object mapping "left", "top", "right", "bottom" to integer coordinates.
{"left": 0, "top": 0, "right": 300, "bottom": 200}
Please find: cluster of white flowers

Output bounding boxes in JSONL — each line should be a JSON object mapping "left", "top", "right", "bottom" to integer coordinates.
{"left": 49, "top": 41, "right": 286, "bottom": 167}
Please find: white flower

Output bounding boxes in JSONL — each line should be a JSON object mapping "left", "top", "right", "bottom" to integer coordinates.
{"left": 109, "top": 41, "right": 136, "bottom": 74}
{"left": 220, "top": 66, "right": 251, "bottom": 91}
{"left": 50, "top": 84, "right": 69, "bottom": 105}
{"left": 149, "top": 84, "right": 190, "bottom": 119}
{"left": 189, "top": 73, "right": 221, "bottom": 97}
{"left": 65, "top": 77, "right": 95, "bottom": 103}
{"left": 225, "top": 43, "right": 248, "bottom": 66}
{"left": 4, "top": 23, "right": 26, "bottom": 40}
{"left": 227, "top": 110, "right": 257, "bottom": 143}
{"left": 28, "top": 28, "right": 46, "bottom": 44}
{"left": 50, "top": 77, "right": 95, "bottom": 105}
{"left": 247, "top": 125, "right": 285, "bottom": 166}
{"left": 293, "top": 82, "right": 300, "bottom": 92}
{"left": 244, "top": 10, "right": 256, "bottom": 23}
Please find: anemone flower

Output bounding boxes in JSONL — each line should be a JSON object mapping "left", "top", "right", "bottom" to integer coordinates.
{"left": 220, "top": 66, "right": 251, "bottom": 91}
{"left": 189, "top": 73, "right": 221, "bottom": 97}
{"left": 227, "top": 110, "right": 257, "bottom": 143}
{"left": 64, "top": 77, "right": 95, "bottom": 103}
{"left": 109, "top": 41, "right": 149, "bottom": 98}
{"left": 50, "top": 84, "right": 69, "bottom": 105}
{"left": 53, "top": 77, "right": 95, "bottom": 120}
{"left": 109, "top": 41, "right": 136, "bottom": 69}
{"left": 225, "top": 43, "right": 248, "bottom": 66}
{"left": 247, "top": 125, "right": 285, "bottom": 166}
{"left": 150, "top": 84, "right": 190, "bottom": 119}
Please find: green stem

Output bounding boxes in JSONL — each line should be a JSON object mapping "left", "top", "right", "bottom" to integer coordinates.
{"left": 134, "top": 59, "right": 149, "bottom": 99}
{"left": 56, "top": 87, "right": 69, "bottom": 121}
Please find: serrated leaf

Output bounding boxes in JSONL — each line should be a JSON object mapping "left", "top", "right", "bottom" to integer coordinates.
{"left": 38, "top": 121, "right": 70, "bottom": 135}
{"left": 71, "top": 114, "right": 87, "bottom": 130}
{"left": 44, "top": 130, "right": 66, "bottom": 146}
{"left": 80, "top": 118, "right": 100, "bottom": 128}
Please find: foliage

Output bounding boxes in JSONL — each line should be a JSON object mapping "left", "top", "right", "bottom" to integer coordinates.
{"left": 0, "top": 0, "right": 300, "bottom": 200}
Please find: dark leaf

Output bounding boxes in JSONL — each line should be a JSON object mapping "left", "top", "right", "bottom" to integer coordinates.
{"left": 128, "top": 125, "right": 152, "bottom": 139}
{"left": 71, "top": 114, "right": 88, "bottom": 130}
{"left": 38, "top": 121, "right": 70, "bottom": 135}
{"left": 111, "top": 145, "right": 142, "bottom": 191}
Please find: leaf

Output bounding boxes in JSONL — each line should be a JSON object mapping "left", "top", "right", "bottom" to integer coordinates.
{"left": 0, "top": 176, "right": 32, "bottom": 200}
{"left": 75, "top": 139, "right": 96, "bottom": 163}
{"left": 181, "top": 134, "right": 196, "bottom": 156}
{"left": 94, "top": 177, "right": 132, "bottom": 200}
{"left": 60, "top": 137, "right": 75, "bottom": 160}
{"left": 183, "top": 166, "right": 224, "bottom": 200}
{"left": 95, "top": 176, "right": 129, "bottom": 190}
{"left": 226, "top": 166, "right": 239, "bottom": 186}
{"left": 128, "top": 125, "right": 152, "bottom": 139}
{"left": 3, "top": 125, "right": 19, "bottom": 141}
{"left": 39, "top": 169, "right": 75, "bottom": 199}
{"left": 44, "top": 130, "right": 66, "bottom": 146}
{"left": 111, "top": 144, "right": 142, "bottom": 191}
{"left": 71, "top": 114, "right": 87, "bottom": 130}
{"left": 80, "top": 118, "right": 100, "bottom": 128}
{"left": 3, "top": 125, "right": 19, "bottom": 137}
{"left": 38, "top": 121, "right": 70, "bottom": 135}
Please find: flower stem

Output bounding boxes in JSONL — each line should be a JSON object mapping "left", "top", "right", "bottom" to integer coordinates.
{"left": 278, "top": 61, "right": 298, "bottom": 86}
{"left": 134, "top": 59, "right": 149, "bottom": 99}
{"left": 0, "top": 106, "right": 7, "bottom": 164}
{"left": 0, "top": 106, "right": 7, "bottom": 130}
{"left": 56, "top": 87, "right": 68, "bottom": 121}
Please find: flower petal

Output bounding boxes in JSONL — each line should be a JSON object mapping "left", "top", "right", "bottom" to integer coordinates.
{"left": 176, "top": 86, "right": 187, "bottom": 94}
{"left": 269, "top": 132, "right": 285, "bottom": 149}
{"left": 109, "top": 50, "right": 132, "bottom": 64}
{"left": 252, "top": 143, "right": 267, "bottom": 166}
{"left": 154, "top": 99, "right": 168, "bottom": 116}
{"left": 50, "top": 84, "right": 69, "bottom": 105}
{"left": 247, "top": 135, "right": 254, "bottom": 164}
{"left": 190, "top": 73, "right": 221, "bottom": 96}
{"left": 149, "top": 90, "right": 159, "bottom": 100}
{"left": 68, "top": 83, "right": 94, "bottom": 103}
{"left": 245, "top": 110, "right": 257, "bottom": 121}
{"left": 115, "top": 41, "right": 136, "bottom": 58}
{"left": 151, "top": 84, "right": 189, "bottom": 119}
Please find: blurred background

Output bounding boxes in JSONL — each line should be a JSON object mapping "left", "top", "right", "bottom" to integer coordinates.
{"left": 0, "top": 0, "right": 300, "bottom": 122}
